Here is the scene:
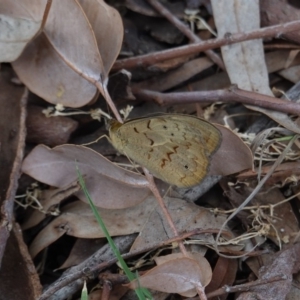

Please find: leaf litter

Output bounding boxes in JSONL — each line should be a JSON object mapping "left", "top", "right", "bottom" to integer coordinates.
{"left": 1, "top": 0, "right": 300, "bottom": 299}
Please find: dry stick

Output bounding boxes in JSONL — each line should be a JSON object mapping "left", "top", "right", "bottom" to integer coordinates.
{"left": 39, "top": 228, "right": 264, "bottom": 300}
{"left": 146, "top": 0, "right": 225, "bottom": 70}
{"left": 215, "top": 134, "right": 299, "bottom": 259}
{"left": 143, "top": 170, "right": 208, "bottom": 299}
{"left": 40, "top": 0, "right": 52, "bottom": 31}
{"left": 134, "top": 87, "right": 300, "bottom": 116}
{"left": 205, "top": 275, "right": 286, "bottom": 299}
{"left": 94, "top": 82, "right": 123, "bottom": 123}
{"left": 143, "top": 168, "right": 188, "bottom": 256}
{"left": 113, "top": 20, "right": 300, "bottom": 71}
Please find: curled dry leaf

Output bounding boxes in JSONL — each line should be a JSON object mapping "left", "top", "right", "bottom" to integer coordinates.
{"left": 78, "top": 0, "right": 123, "bottom": 77}
{"left": 29, "top": 196, "right": 156, "bottom": 258}
{"left": 206, "top": 257, "right": 238, "bottom": 299}
{"left": 21, "top": 144, "right": 150, "bottom": 209}
{"left": 0, "top": 0, "right": 45, "bottom": 62}
{"left": 211, "top": 0, "right": 300, "bottom": 133}
{"left": 209, "top": 124, "right": 254, "bottom": 176}
{"left": 154, "top": 252, "right": 212, "bottom": 289}
{"left": 12, "top": 0, "right": 124, "bottom": 108}
{"left": 128, "top": 254, "right": 211, "bottom": 297}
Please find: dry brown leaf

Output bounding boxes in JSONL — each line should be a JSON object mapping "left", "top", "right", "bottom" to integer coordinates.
{"left": 26, "top": 105, "right": 78, "bottom": 146}
{"left": 261, "top": 0, "right": 300, "bottom": 44}
{"left": 58, "top": 238, "right": 106, "bottom": 269}
{"left": 21, "top": 181, "right": 81, "bottom": 230}
{"left": 12, "top": 31, "right": 98, "bottom": 108}
{"left": 0, "top": 0, "right": 45, "bottom": 62}
{"left": 223, "top": 183, "right": 299, "bottom": 247}
{"left": 206, "top": 257, "right": 238, "bottom": 300}
{"left": 249, "top": 188, "right": 298, "bottom": 246}
{"left": 211, "top": 0, "right": 300, "bottom": 133}
{"left": 128, "top": 255, "right": 211, "bottom": 297}
{"left": 130, "top": 197, "right": 228, "bottom": 252}
{"left": 154, "top": 252, "right": 212, "bottom": 289}
{"left": 12, "top": 0, "right": 123, "bottom": 108}
{"left": 21, "top": 144, "right": 150, "bottom": 209}
{"left": 78, "top": 0, "right": 123, "bottom": 76}
{"left": 29, "top": 196, "right": 156, "bottom": 258}
{"left": 133, "top": 57, "right": 214, "bottom": 92}
{"left": 279, "top": 65, "right": 300, "bottom": 83}
{"left": 209, "top": 124, "right": 253, "bottom": 176}
{"left": 237, "top": 243, "right": 300, "bottom": 299}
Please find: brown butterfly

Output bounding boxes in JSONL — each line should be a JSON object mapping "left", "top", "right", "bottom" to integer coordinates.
{"left": 108, "top": 114, "right": 221, "bottom": 188}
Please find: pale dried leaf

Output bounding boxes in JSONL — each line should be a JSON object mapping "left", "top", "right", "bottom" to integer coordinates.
{"left": 154, "top": 252, "right": 212, "bottom": 288}
{"left": 29, "top": 196, "right": 156, "bottom": 257}
{"left": 78, "top": 0, "right": 124, "bottom": 76}
{"left": 128, "top": 256, "right": 208, "bottom": 297}
{"left": 279, "top": 65, "right": 300, "bottom": 84}
{"left": 12, "top": 33, "right": 98, "bottom": 107}
{"left": 0, "top": 13, "right": 41, "bottom": 62}
{"left": 211, "top": 0, "right": 300, "bottom": 133}
{"left": 209, "top": 125, "right": 253, "bottom": 176}
{"left": 0, "top": 0, "right": 47, "bottom": 62}
{"left": 44, "top": 0, "right": 104, "bottom": 82}
{"left": 21, "top": 144, "right": 150, "bottom": 209}
{"left": 12, "top": 0, "right": 108, "bottom": 107}
{"left": 130, "top": 197, "right": 228, "bottom": 251}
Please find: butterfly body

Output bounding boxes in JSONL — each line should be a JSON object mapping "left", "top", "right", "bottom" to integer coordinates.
{"left": 108, "top": 114, "right": 221, "bottom": 188}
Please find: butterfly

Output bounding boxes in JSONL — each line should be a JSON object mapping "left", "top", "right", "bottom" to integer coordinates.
{"left": 108, "top": 114, "right": 221, "bottom": 188}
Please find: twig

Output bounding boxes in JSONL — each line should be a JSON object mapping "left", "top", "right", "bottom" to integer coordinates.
{"left": 146, "top": 0, "right": 224, "bottom": 70}
{"left": 38, "top": 227, "right": 266, "bottom": 299}
{"left": 113, "top": 20, "right": 300, "bottom": 71}
{"left": 205, "top": 275, "right": 286, "bottom": 299}
{"left": 134, "top": 86, "right": 300, "bottom": 116}
{"left": 215, "top": 134, "right": 299, "bottom": 258}
{"left": 40, "top": 0, "right": 52, "bottom": 31}
{"left": 143, "top": 168, "right": 188, "bottom": 256}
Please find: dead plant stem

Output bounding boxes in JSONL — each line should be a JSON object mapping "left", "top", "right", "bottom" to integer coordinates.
{"left": 113, "top": 20, "right": 300, "bottom": 70}
{"left": 134, "top": 87, "right": 300, "bottom": 116}
{"left": 146, "top": 0, "right": 225, "bottom": 70}
{"left": 94, "top": 81, "right": 123, "bottom": 123}
{"left": 205, "top": 275, "right": 286, "bottom": 299}
{"left": 143, "top": 168, "right": 188, "bottom": 256}
{"left": 215, "top": 134, "right": 299, "bottom": 258}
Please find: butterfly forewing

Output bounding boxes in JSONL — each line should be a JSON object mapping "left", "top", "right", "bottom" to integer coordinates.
{"left": 108, "top": 115, "right": 221, "bottom": 188}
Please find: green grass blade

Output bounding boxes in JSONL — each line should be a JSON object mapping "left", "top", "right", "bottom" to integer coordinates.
{"left": 76, "top": 166, "right": 152, "bottom": 300}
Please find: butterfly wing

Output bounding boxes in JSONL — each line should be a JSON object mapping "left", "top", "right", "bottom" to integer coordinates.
{"left": 109, "top": 115, "right": 221, "bottom": 188}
